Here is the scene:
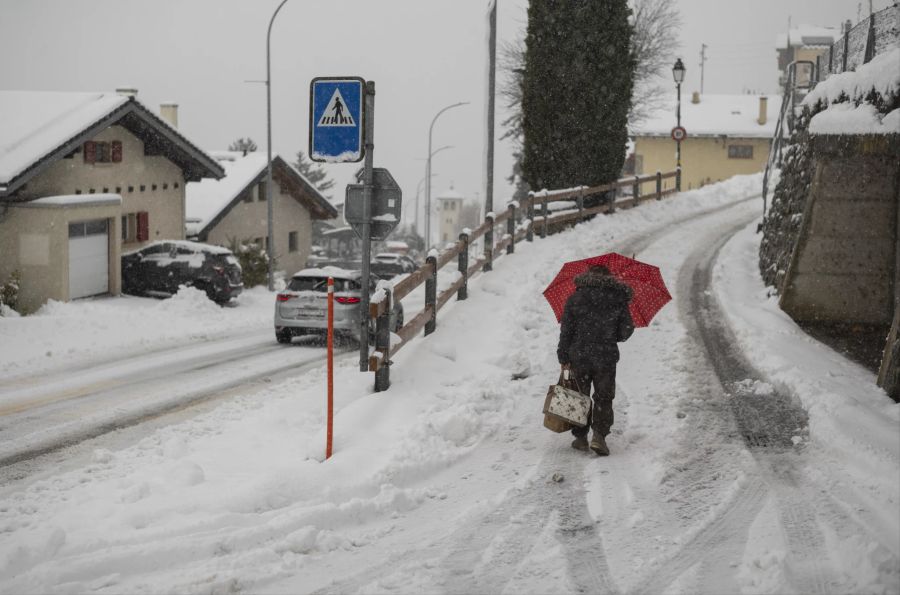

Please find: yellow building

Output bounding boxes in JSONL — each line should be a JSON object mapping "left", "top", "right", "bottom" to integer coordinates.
{"left": 631, "top": 93, "right": 780, "bottom": 193}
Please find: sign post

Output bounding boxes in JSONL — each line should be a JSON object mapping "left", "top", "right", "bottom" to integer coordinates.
{"left": 326, "top": 276, "right": 334, "bottom": 459}
{"left": 358, "top": 81, "right": 376, "bottom": 372}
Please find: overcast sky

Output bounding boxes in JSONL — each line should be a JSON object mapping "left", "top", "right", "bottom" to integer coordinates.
{"left": 0, "top": 0, "right": 885, "bottom": 234}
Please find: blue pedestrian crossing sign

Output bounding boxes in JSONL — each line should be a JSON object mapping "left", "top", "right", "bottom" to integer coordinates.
{"left": 309, "top": 77, "right": 365, "bottom": 163}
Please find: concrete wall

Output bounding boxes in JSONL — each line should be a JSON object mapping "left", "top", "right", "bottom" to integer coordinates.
{"left": 0, "top": 199, "right": 122, "bottom": 313}
{"left": 780, "top": 134, "right": 899, "bottom": 325}
{"left": 21, "top": 125, "right": 186, "bottom": 250}
{"left": 205, "top": 180, "right": 313, "bottom": 276}
{"left": 633, "top": 135, "right": 771, "bottom": 194}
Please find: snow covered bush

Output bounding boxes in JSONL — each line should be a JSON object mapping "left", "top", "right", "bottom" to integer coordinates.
{"left": 0, "top": 269, "right": 20, "bottom": 316}
{"left": 228, "top": 238, "right": 269, "bottom": 288}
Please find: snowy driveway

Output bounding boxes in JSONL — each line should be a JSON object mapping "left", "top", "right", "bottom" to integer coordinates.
{"left": 0, "top": 175, "right": 896, "bottom": 594}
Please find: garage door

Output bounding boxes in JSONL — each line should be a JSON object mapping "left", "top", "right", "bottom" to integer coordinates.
{"left": 68, "top": 219, "right": 109, "bottom": 299}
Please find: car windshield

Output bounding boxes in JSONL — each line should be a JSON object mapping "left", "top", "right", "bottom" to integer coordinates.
{"left": 288, "top": 277, "right": 360, "bottom": 292}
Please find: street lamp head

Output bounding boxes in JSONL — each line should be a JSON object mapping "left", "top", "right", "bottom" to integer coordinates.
{"left": 672, "top": 58, "right": 686, "bottom": 84}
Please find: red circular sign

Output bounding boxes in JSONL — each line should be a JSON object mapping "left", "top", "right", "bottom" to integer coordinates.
{"left": 671, "top": 126, "right": 687, "bottom": 141}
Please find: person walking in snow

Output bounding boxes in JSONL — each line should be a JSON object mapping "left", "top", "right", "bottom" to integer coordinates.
{"left": 557, "top": 264, "right": 634, "bottom": 456}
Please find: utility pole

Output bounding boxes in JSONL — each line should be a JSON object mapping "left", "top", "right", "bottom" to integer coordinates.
{"left": 484, "top": 0, "right": 497, "bottom": 272}
{"left": 699, "top": 43, "right": 708, "bottom": 95}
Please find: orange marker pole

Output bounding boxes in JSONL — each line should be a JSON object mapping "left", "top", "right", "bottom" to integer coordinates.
{"left": 326, "top": 276, "right": 334, "bottom": 460}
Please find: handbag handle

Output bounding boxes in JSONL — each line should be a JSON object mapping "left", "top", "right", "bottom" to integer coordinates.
{"left": 558, "top": 370, "right": 584, "bottom": 394}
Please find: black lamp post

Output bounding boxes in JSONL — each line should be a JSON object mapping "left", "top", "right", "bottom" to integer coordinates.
{"left": 672, "top": 58, "right": 686, "bottom": 189}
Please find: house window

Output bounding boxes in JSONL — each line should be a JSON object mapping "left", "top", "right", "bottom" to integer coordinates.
{"left": 122, "top": 213, "right": 136, "bottom": 242}
{"left": 728, "top": 145, "right": 753, "bottom": 159}
{"left": 258, "top": 180, "right": 268, "bottom": 201}
{"left": 288, "top": 231, "right": 298, "bottom": 252}
{"left": 83, "top": 140, "right": 122, "bottom": 164}
{"left": 122, "top": 212, "right": 149, "bottom": 242}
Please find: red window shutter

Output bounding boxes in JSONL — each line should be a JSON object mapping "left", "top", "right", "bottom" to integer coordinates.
{"left": 111, "top": 140, "right": 123, "bottom": 163}
{"left": 137, "top": 212, "right": 149, "bottom": 241}
{"left": 84, "top": 141, "right": 96, "bottom": 164}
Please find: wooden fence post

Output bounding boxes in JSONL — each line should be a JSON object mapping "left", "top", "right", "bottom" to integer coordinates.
{"left": 842, "top": 23, "right": 849, "bottom": 73}
{"left": 526, "top": 194, "right": 534, "bottom": 242}
{"left": 425, "top": 254, "right": 437, "bottom": 335}
{"left": 374, "top": 287, "right": 391, "bottom": 392}
{"left": 577, "top": 187, "right": 584, "bottom": 221}
{"left": 656, "top": 170, "right": 662, "bottom": 200}
{"left": 633, "top": 175, "right": 640, "bottom": 205}
{"left": 864, "top": 12, "right": 876, "bottom": 64}
{"left": 484, "top": 212, "right": 495, "bottom": 271}
{"left": 457, "top": 232, "right": 469, "bottom": 301}
{"left": 506, "top": 203, "right": 516, "bottom": 254}
{"left": 540, "top": 196, "right": 548, "bottom": 238}
{"left": 676, "top": 166, "right": 682, "bottom": 192}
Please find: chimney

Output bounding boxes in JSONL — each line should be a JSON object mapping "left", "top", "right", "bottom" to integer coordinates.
{"left": 757, "top": 96, "right": 768, "bottom": 125}
{"left": 691, "top": 91, "right": 701, "bottom": 104}
{"left": 160, "top": 102, "right": 178, "bottom": 128}
{"left": 116, "top": 87, "right": 138, "bottom": 97}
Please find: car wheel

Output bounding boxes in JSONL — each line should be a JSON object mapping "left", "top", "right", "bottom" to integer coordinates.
{"left": 276, "top": 329, "right": 293, "bottom": 344}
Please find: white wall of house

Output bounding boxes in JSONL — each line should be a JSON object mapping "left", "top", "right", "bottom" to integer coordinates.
{"left": 205, "top": 179, "right": 313, "bottom": 276}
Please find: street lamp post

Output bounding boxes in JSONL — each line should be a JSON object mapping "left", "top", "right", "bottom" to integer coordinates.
{"left": 418, "top": 145, "right": 451, "bottom": 240}
{"left": 425, "top": 102, "right": 468, "bottom": 249}
{"left": 265, "top": 0, "right": 290, "bottom": 291}
{"left": 672, "top": 58, "right": 686, "bottom": 190}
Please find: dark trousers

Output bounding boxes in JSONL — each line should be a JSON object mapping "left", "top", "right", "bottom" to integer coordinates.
{"left": 570, "top": 355, "right": 617, "bottom": 438}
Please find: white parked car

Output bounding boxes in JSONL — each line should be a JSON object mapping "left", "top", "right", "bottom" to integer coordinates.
{"left": 274, "top": 266, "right": 403, "bottom": 344}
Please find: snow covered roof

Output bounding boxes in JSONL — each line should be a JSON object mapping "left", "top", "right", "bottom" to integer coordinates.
{"left": 776, "top": 25, "right": 842, "bottom": 49}
{"left": 14, "top": 193, "right": 122, "bottom": 208}
{"left": 631, "top": 94, "right": 781, "bottom": 139}
{"left": 0, "top": 91, "right": 224, "bottom": 198}
{"left": 185, "top": 151, "right": 337, "bottom": 238}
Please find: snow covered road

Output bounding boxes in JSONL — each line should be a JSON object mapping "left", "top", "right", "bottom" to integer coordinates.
{"left": 0, "top": 174, "right": 896, "bottom": 594}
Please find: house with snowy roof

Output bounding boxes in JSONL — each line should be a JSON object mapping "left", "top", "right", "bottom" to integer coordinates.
{"left": 630, "top": 92, "right": 779, "bottom": 193}
{"left": 0, "top": 89, "right": 224, "bottom": 313}
{"left": 776, "top": 24, "right": 843, "bottom": 88}
{"left": 185, "top": 151, "right": 337, "bottom": 276}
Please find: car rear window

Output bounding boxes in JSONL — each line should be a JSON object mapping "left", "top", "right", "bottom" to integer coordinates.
{"left": 288, "top": 277, "right": 360, "bottom": 292}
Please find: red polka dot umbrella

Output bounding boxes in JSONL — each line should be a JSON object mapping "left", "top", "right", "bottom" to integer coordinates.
{"left": 543, "top": 253, "right": 671, "bottom": 327}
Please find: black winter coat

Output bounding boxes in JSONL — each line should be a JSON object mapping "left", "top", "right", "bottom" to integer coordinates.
{"left": 557, "top": 270, "right": 635, "bottom": 366}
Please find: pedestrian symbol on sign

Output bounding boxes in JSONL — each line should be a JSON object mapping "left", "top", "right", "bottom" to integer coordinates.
{"left": 318, "top": 89, "right": 356, "bottom": 127}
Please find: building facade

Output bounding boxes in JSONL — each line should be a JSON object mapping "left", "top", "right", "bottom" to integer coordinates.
{"left": 0, "top": 91, "right": 222, "bottom": 312}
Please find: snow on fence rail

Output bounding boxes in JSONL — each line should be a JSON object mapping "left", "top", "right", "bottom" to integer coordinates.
{"left": 366, "top": 167, "right": 681, "bottom": 391}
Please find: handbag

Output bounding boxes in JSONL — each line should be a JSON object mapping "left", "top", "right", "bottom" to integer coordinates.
{"left": 542, "top": 370, "right": 591, "bottom": 432}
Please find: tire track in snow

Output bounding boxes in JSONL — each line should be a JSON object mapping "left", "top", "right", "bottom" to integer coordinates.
{"left": 620, "top": 204, "right": 839, "bottom": 594}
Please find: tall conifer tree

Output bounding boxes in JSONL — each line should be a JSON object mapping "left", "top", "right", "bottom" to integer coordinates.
{"left": 521, "top": 0, "right": 635, "bottom": 191}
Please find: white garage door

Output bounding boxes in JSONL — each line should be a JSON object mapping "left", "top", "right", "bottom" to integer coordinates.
{"left": 68, "top": 219, "right": 109, "bottom": 300}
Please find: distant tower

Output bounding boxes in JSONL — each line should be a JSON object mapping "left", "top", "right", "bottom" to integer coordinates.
{"left": 437, "top": 185, "right": 464, "bottom": 245}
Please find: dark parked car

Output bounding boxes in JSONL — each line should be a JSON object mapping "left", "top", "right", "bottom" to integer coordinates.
{"left": 122, "top": 240, "right": 243, "bottom": 304}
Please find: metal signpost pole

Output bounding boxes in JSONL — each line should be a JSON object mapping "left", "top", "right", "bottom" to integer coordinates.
{"left": 359, "top": 81, "right": 375, "bottom": 372}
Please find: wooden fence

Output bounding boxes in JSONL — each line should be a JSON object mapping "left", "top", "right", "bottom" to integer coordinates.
{"left": 366, "top": 167, "right": 681, "bottom": 391}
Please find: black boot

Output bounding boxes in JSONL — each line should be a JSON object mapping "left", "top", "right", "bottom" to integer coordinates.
{"left": 590, "top": 434, "right": 610, "bottom": 456}
{"left": 571, "top": 435, "right": 589, "bottom": 451}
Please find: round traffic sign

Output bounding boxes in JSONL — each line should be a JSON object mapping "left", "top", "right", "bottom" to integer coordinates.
{"left": 671, "top": 126, "right": 687, "bottom": 141}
